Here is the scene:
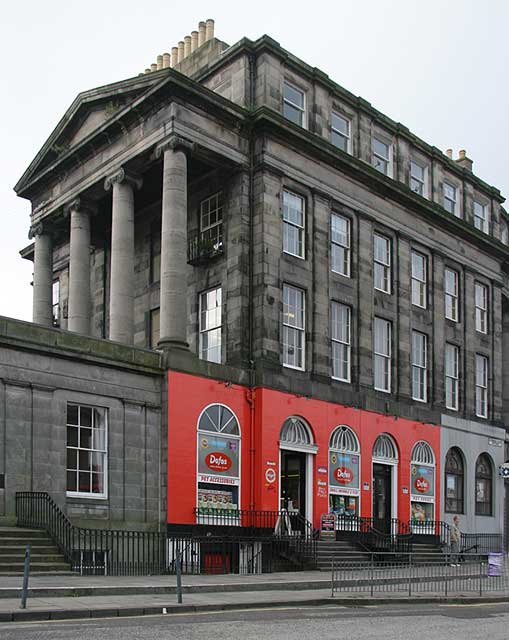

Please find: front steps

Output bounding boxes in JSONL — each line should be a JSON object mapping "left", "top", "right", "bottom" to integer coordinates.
{"left": 316, "top": 539, "right": 366, "bottom": 570}
{"left": 0, "top": 527, "right": 72, "bottom": 575}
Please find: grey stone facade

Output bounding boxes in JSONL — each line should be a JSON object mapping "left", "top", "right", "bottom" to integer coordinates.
{"left": 10, "top": 29, "right": 509, "bottom": 535}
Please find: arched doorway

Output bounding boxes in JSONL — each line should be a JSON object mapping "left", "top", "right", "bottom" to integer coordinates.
{"left": 279, "top": 417, "right": 317, "bottom": 523}
{"left": 372, "top": 434, "right": 398, "bottom": 534}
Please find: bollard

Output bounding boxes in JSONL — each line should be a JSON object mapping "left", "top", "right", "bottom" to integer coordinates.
{"left": 176, "top": 549, "right": 183, "bottom": 604}
{"left": 20, "top": 545, "right": 31, "bottom": 609}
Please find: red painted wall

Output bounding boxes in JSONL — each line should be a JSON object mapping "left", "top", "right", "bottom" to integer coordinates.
{"left": 167, "top": 372, "right": 441, "bottom": 528}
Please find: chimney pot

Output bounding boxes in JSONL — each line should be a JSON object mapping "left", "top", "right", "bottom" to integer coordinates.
{"left": 205, "top": 18, "right": 215, "bottom": 41}
{"left": 150, "top": 63, "right": 157, "bottom": 72}
{"left": 446, "top": 148, "right": 453, "bottom": 159}
{"left": 162, "top": 52, "right": 171, "bottom": 68}
{"left": 156, "top": 55, "right": 163, "bottom": 70}
{"left": 458, "top": 149, "right": 466, "bottom": 159}
{"left": 144, "top": 68, "right": 151, "bottom": 74}
{"left": 184, "top": 35, "right": 191, "bottom": 57}
{"left": 177, "top": 41, "right": 184, "bottom": 63}
{"left": 171, "top": 47, "right": 179, "bottom": 67}
{"left": 191, "top": 30, "right": 199, "bottom": 52}
{"left": 198, "top": 21, "right": 206, "bottom": 46}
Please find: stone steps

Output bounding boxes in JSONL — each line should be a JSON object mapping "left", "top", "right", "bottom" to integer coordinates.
{"left": 0, "top": 527, "right": 71, "bottom": 576}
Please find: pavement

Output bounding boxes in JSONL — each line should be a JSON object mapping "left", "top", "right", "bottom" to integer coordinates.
{"left": 1, "top": 570, "right": 508, "bottom": 623}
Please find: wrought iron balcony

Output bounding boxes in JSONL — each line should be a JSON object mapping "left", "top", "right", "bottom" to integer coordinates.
{"left": 187, "top": 230, "right": 224, "bottom": 265}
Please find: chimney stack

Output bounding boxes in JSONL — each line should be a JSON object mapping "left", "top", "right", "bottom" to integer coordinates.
{"left": 455, "top": 149, "right": 473, "bottom": 172}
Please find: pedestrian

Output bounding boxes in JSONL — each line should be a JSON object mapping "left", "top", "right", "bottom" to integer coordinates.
{"left": 450, "top": 515, "right": 461, "bottom": 566}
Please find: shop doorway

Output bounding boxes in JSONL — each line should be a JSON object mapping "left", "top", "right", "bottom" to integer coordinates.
{"left": 280, "top": 451, "right": 306, "bottom": 518}
{"left": 373, "top": 463, "right": 392, "bottom": 534}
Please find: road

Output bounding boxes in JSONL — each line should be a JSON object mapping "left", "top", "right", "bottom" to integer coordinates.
{"left": 1, "top": 601, "right": 509, "bottom": 639}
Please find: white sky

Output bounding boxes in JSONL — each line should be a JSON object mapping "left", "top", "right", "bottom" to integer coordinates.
{"left": 1, "top": 0, "right": 508, "bottom": 321}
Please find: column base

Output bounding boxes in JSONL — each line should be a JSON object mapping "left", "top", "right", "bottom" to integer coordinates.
{"left": 157, "top": 336, "right": 190, "bottom": 351}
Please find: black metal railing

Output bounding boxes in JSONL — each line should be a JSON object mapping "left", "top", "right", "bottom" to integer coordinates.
{"left": 461, "top": 532, "right": 503, "bottom": 554}
{"left": 187, "top": 230, "right": 224, "bottom": 265}
{"left": 16, "top": 492, "right": 166, "bottom": 576}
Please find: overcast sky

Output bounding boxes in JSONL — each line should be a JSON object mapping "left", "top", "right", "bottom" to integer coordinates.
{"left": 1, "top": 0, "right": 508, "bottom": 321}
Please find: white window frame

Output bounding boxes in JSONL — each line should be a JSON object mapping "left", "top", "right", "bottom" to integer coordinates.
{"left": 66, "top": 403, "right": 108, "bottom": 499}
{"left": 411, "top": 331, "right": 427, "bottom": 402}
{"left": 331, "top": 213, "right": 350, "bottom": 277}
{"left": 474, "top": 201, "right": 489, "bottom": 234}
{"left": 410, "top": 161, "right": 428, "bottom": 198}
{"left": 283, "top": 190, "right": 305, "bottom": 259}
{"left": 52, "top": 279, "right": 60, "bottom": 327}
{"left": 199, "top": 287, "right": 222, "bottom": 364}
{"left": 443, "top": 182, "right": 458, "bottom": 216}
{"left": 331, "top": 111, "right": 351, "bottom": 153}
{"left": 331, "top": 302, "right": 351, "bottom": 383}
{"left": 372, "top": 137, "right": 392, "bottom": 177}
{"left": 445, "top": 343, "right": 459, "bottom": 411}
{"left": 374, "top": 317, "right": 391, "bottom": 393}
{"left": 444, "top": 268, "right": 459, "bottom": 322}
{"left": 475, "top": 354, "right": 488, "bottom": 419}
{"left": 374, "top": 233, "right": 391, "bottom": 294}
{"left": 282, "top": 284, "right": 305, "bottom": 371}
{"left": 475, "top": 282, "right": 488, "bottom": 334}
{"left": 283, "top": 80, "right": 306, "bottom": 128}
{"left": 200, "top": 192, "right": 223, "bottom": 250}
{"left": 411, "top": 251, "right": 427, "bottom": 308}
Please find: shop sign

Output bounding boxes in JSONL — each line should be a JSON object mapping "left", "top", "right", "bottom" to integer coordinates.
{"left": 265, "top": 468, "right": 276, "bottom": 484}
{"left": 317, "top": 480, "right": 327, "bottom": 487}
{"left": 320, "top": 513, "right": 336, "bottom": 539}
{"left": 402, "top": 486, "right": 409, "bottom": 494}
{"left": 317, "top": 466, "right": 328, "bottom": 474}
{"left": 329, "top": 453, "right": 359, "bottom": 490}
{"left": 410, "top": 464, "right": 434, "bottom": 498}
{"left": 266, "top": 460, "right": 276, "bottom": 466}
{"left": 198, "top": 434, "right": 239, "bottom": 478}
{"left": 363, "top": 482, "right": 369, "bottom": 491}
{"left": 198, "top": 474, "right": 239, "bottom": 486}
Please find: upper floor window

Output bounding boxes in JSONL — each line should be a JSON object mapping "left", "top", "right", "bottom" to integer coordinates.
{"left": 374, "top": 234, "right": 391, "bottom": 294}
{"left": 501, "top": 221, "right": 509, "bottom": 245}
{"left": 475, "top": 354, "right": 488, "bottom": 418}
{"left": 374, "top": 317, "right": 391, "bottom": 393}
{"left": 331, "top": 213, "right": 350, "bottom": 277}
{"left": 445, "top": 343, "right": 459, "bottom": 411}
{"left": 200, "top": 192, "right": 223, "bottom": 250}
{"left": 372, "top": 138, "right": 392, "bottom": 176}
{"left": 283, "top": 81, "right": 305, "bottom": 127}
{"left": 282, "top": 284, "right": 305, "bottom": 370}
{"left": 52, "top": 280, "right": 60, "bottom": 327}
{"left": 331, "top": 302, "right": 351, "bottom": 383}
{"left": 474, "top": 201, "right": 489, "bottom": 234}
{"left": 411, "top": 331, "right": 428, "bottom": 402}
{"left": 331, "top": 111, "right": 351, "bottom": 153}
{"left": 474, "top": 282, "right": 488, "bottom": 334}
{"left": 66, "top": 403, "right": 107, "bottom": 498}
{"left": 444, "top": 268, "right": 459, "bottom": 322}
{"left": 475, "top": 453, "right": 493, "bottom": 516}
{"left": 443, "top": 182, "right": 458, "bottom": 216}
{"left": 411, "top": 251, "right": 427, "bottom": 308}
{"left": 283, "top": 190, "right": 305, "bottom": 258}
{"left": 410, "top": 161, "right": 427, "bottom": 198}
{"left": 199, "top": 287, "right": 222, "bottom": 364}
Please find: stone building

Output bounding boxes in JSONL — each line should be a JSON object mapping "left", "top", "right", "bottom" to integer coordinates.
{"left": 3, "top": 20, "right": 508, "bottom": 547}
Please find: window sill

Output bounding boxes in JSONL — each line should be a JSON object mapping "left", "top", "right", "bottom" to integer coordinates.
{"left": 283, "top": 250, "right": 306, "bottom": 261}
{"left": 66, "top": 492, "right": 108, "bottom": 501}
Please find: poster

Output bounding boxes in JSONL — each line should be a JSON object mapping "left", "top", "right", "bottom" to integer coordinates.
{"left": 197, "top": 487, "right": 238, "bottom": 511}
{"left": 329, "top": 452, "right": 360, "bottom": 490}
{"left": 198, "top": 434, "right": 239, "bottom": 478}
{"left": 410, "top": 464, "right": 435, "bottom": 498}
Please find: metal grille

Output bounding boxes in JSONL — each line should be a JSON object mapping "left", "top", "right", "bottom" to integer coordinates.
{"left": 330, "top": 425, "right": 360, "bottom": 453}
{"left": 372, "top": 434, "right": 398, "bottom": 461}
{"left": 411, "top": 441, "right": 435, "bottom": 465}
{"left": 280, "top": 417, "right": 312, "bottom": 446}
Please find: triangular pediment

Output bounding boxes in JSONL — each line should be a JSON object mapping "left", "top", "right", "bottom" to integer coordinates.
{"left": 15, "top": 72, "right": 164, "bottom": 195}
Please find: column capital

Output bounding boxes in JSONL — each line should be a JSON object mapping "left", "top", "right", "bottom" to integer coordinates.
{"left": 28, "top": 221, "right": 45, "bottom": 239}
{"left": 104, "top": 167, "right": 143, "bottom": 192}
{"left": 155, "top": 135, "right": 195, "bottom": 159}
{"left": 63, "top": 196, "right": 96, "bottom": 218}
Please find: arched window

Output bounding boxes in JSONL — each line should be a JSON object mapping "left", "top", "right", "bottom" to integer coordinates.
{"left": 475, "top": 453, "right": 493, "bottom": 516}
{"left": 330, "top": 425, "right": 360, "bottom": 453}
{"left": 280, "top": 417, "right": 314, "bottom": 447}
{"left": 198, "top": 404, "right": 240, "bottom": 436}
{"left": 445, "top": 447, "right": 464, "bottom": 514}
{"left": 372, "top": 434, "right": 398, "bottom": 461}
{"left": 411, "top": 441, "right": 435, "bottom": 465}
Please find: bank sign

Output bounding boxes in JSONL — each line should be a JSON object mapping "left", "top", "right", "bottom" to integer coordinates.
{"left": 198, "top": 435, "right": 239, "bottom": 481}
{"left": 329, "top": 453, "right": 360, "bottom": 494}
{"left": 410, "top": 464, "right": 434, "bottom": 501}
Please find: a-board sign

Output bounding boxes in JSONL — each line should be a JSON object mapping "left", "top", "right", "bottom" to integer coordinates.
{"left": 320, "top": 513, "right": 336, "bottom": 540}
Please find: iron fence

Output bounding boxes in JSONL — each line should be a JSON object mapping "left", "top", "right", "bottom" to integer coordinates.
{"left": 331, "top": 551, "right": 508, "bottom": 598}
{"left": 461, "top": 532, "right": 503, "bottom": 555}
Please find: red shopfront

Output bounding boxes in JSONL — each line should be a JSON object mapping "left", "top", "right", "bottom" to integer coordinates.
{"left": 167, "top": 372, "right": 441, "bottom": 531}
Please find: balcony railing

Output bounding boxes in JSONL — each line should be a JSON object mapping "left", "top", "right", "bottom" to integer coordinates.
{"left": 187, "top": 230, "right": 224, "bottom": 265}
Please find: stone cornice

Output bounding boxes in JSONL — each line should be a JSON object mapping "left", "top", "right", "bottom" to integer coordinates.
{"left": 155, "top": 134, "right": 195, "bottom": 158}
{"left": 104, "top": 167, "right": 143, "bottom": 191}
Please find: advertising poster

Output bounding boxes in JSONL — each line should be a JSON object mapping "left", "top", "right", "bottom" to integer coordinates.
{"left": 410, "top": 464, "right": 435, "bottom": 500}
{"left": 198, "top": 434, "right": 239, "bottom": 479}
{"left": 197, "top": 487, "right": 238, "bottom": 511}
{"left": 329, "top": 452, "right": 360, "bottom": 494}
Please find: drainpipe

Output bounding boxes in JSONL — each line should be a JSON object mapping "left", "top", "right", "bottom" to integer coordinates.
{"left": 247, "top": 50, "right": 257, "bottom": 511}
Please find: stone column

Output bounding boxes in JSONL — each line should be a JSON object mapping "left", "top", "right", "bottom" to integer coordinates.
{"left": 104, "top": 168, "right": 142, "bottom": 344}
{"left": 66, "top": 198, "right": 93, "bottom": 335}
{"left": 155, "top": 136, "right": 194, "bottom": 349}
{"left": 29, "top": 222, "right": 53, "bottom": 326}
